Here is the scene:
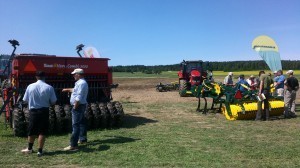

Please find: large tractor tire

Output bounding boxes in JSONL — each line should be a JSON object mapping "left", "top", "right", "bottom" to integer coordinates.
{"left": 113, "top": 101, "right": 124, "bottom": 127}
{"left": 23, "top": 107, "right": 30, "bottom": 131}
{"left": 107, "top": 101, "right": 124, "bottom": 127}
{"left": 85, "top": 104, "right": 94, "bottom": 130}
{"left": 54, "top": 105, "right": 65, "bottom": 134}
{"left": 115, "top": 101, "right": 124, "bottom": 116}
{"left": 12, "top": 108, "right": 26, "bottom": 137}
{"left": 64, "top": 104, "right": 72, "bottom": 132}
{"left": 107, "top": 102, "right": 116, "bottom": 127}
{"left": 179, "top": 79, "right": 187, "bottom": 97}
{"left": 48, "top": 106, "right": 56, "bottom": 134}
{"left": 91, "top": 103, "right": 101, "bottom": 129}
{"left": 98, "top": 102, "right": 109, "bottom": 128}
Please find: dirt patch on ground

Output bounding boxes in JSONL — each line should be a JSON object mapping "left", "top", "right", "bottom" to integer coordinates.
{"left": 112, "top": 78, "right": 300, "bottom": 119}
{"left": 112, "top": 78, "right": 197, "bottom": 104}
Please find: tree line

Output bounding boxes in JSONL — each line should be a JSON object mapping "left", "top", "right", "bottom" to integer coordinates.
{"left": 112, "top": 60, "right": 300, "bottom": 73}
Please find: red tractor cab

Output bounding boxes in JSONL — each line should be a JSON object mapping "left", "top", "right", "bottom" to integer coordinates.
{"left": 178, "top": 60, "right": 212, "bottom": 97}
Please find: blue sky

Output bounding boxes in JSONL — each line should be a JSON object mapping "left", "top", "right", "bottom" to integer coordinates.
{"left": 1, "top": 0, "right": 299, "bottom": 66}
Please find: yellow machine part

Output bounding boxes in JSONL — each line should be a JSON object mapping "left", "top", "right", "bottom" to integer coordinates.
{"left": 222, "top": 100, "right": 284, "bottom": 120}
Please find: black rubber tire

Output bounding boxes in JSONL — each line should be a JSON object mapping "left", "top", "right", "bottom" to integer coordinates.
{"left": 85, "top": 104, "right": 93, "bottom": 130}
{"left": 107, "top": 102, "right": 116, "bottom": 127}
{"left": 91, "top": 103, "right": 101, "bottom": 129}
{"left": 48, "top": 106, "right": 56, "bottom": 134}
{"left": 12, "top": 108, "right": 26, "bottom": 137}
{"left": 112, "top": 101, "right": 124, "bottom": 127}
{"left": 158, "top": 86, "right": 163, "bottom": 92}
{"left": 98, "top": 102, "right": 109, "bottom": 128}
{"left": 179, "top": 79, "right": 187, "bottom": 97}
{"left": 23, "top": 107, "right": 30, "bottom": 131}
{"left": 64, "top": 104, "right": 72, "bottom": 132}
{"left": 54, "top": 105, "right": 65, "bottom": 134}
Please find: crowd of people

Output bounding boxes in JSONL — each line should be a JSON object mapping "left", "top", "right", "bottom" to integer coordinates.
{"left": 223, "top": 70, "right": 299, "bottom": 121}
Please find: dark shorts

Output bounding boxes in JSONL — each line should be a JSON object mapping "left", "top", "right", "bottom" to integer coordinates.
{"left": 28, "top": 108, "right": 49, "bottom": 136}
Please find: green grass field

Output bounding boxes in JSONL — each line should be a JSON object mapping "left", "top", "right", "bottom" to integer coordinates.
{"left": 0, "top": 70, "right": 300, "bottom": 167}
{"left": 1, "top": 102, "right": 300, "bottom": 167}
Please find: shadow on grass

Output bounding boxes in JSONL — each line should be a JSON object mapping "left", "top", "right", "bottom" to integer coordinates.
{"left": 266, "top": 103, "right": 300, "bottom": 121}
{"left": 122, "top": 101, "right": 139, "bottom": 104}
{"left": 88, "top": 136, "right": 141, "bottom": 145}
{"left": 121, "top": 114, "right": 158, "bottom": 129}
{"left": 45, "top": 136, "right": 140, "bottom": 156}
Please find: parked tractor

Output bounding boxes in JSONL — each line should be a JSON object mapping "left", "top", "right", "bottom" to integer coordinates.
{"left": 0, "top": 40, "right": 124, "bottom": 136}
{"left": 177, "top": 60, "right": 213, "bottom": 97}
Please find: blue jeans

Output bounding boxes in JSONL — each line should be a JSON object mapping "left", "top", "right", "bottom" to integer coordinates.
{"left": 70, "top": 104, "right": 87, "bottom": 147}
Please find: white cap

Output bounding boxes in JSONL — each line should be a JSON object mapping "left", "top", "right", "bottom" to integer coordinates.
{"left": 273, "top": 71, "right": 277, "bottom": 73}
{"left": 228, "top": 72, "right": 233, "bottom": 76}
{"left": 71, "top": 68, "right": 84, "bottom": 74}
{"left": 286, "top": 70, "right": 293, "bottom": 74}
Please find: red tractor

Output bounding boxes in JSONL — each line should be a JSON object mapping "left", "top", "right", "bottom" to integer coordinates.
{"left": 0, "top": 40, "right": 124, "bottom": 136}
{"left": 178, "top": 60, "right": 212, "bottom": 97}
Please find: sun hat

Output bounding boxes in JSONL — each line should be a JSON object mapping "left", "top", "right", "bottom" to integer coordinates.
{"left": 286, "top": 70, "right": 293, "bottom": 75}
{"left": 71, "top": 68, "right": 84, "bottom": 74}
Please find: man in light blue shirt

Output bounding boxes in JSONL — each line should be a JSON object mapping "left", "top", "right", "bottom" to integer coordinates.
{"left": 274, "top": 70, "right": 285, "bottom": 97}
{"left": 62, "top": 68, "right": 88, "bottom": 151}
{"left": 21, "top": 71, "right": 57, "bottom": 157}
{"left": 236, "top": 74, "right": 249, "bottom": 93}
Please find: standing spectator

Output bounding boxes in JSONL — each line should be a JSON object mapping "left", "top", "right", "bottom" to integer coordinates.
{"left": 237, "top": 74, "right": 249, "bottom": 93}
{"left": 273, "top": 71, "right": 278, "bottom": 81}
{"left": 273, "top": 71, "right": 279, "bottom": 95}
{"left": 274, "top": 70, "right": 285, "bottom": 96}
{"left": 63, "top": 68, "right": 89, "bottom": 151}
{"left": 255, "top": 71, "right": 272, "bottom": 121}
{"left": 207, "top": 70, "right": 214, "bottom": 82}
{"left": 21, "top": 71, "right": 57, "bottom": 157}
{"left": 283, "top": 70, "right": 299, "bottom": 118}
{"left": 224, "top": 72, "right": 234, "bottom": 86}
{"left": 246, "top": 75, "right": 257, "bottom": 90}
